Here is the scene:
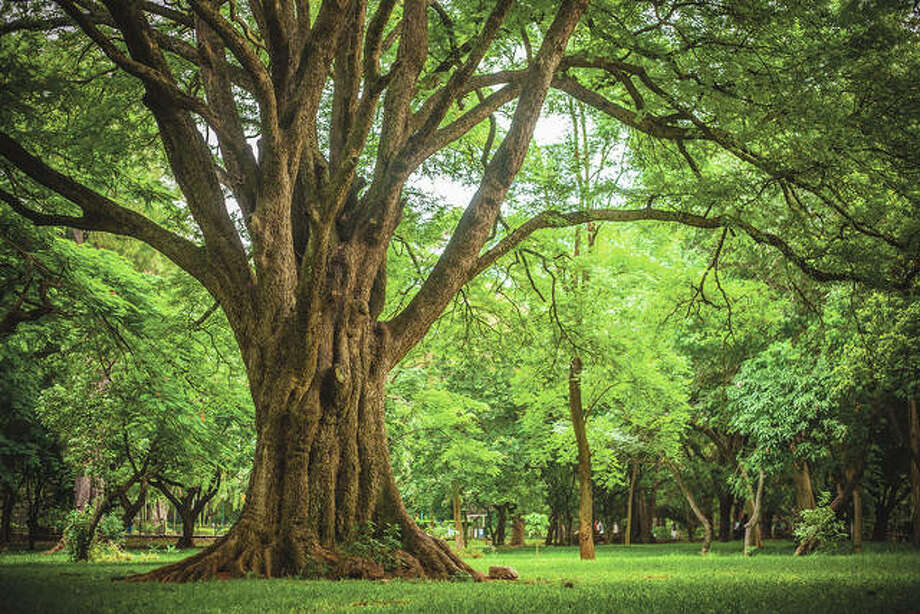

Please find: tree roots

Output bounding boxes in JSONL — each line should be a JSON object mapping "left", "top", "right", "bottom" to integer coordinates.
{"left": 123, "top": 525, "right": 482, "bottom": 583}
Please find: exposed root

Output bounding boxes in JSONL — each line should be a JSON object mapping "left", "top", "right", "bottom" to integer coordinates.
{"left": 123, "top": 524, "right": 482, "bottom": 583}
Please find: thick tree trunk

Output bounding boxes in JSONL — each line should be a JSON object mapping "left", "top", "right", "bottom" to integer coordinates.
{"left": 568, "top": 356, "right": 595, "bottom": 560}
{"left": 129, "top": 338, "right": 480, "bottom": 581}
{"left": 511, "top": 513, "right": 525, "bottom": 546}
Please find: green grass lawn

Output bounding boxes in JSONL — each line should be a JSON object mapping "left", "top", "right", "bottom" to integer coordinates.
{"left": 1, "top": 540, "right": 918, "bottom": 613}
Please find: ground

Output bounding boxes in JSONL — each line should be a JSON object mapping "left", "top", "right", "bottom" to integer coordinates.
{"left": 1, "top": 541, "right": 919, "bottom": 613}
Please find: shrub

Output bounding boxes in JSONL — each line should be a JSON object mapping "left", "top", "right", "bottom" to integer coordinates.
{"left": 523, "top": 513, "right": 549, "bottom": 539}
{"left": 61, "top": 507, "right": 127, "bottom": 562}
{"left": 97, "top": 514, "right": 125, "bottom": 547}
{"left": 794, "top": 493, "right": 848, "bottom": 553}
{"left": 62, "top": 508, "right": 95, "bottom": 562}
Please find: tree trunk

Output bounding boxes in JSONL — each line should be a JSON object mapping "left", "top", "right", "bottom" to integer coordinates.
{"left": 451, "top": 485, "right": 465, "bottom": 552}
{"left": 909, "top": 398, "right": 920, "bottom": 550}
{"left": 568, "top": 356, "right": 595, "bottom": 560}
{"left": 511, "top": 513, "right": 525, "bottom": 546}
{"left": 625, "top": 460, "right": 637, "bottom": 546}
{"left": 128, "top": 339, "right": 480, "bottom": 581}
{"left": 744, "top": 471, "right": 765, "bottom": 556}
{"left": 637, "top": 487, "right": 652, "bottom": 543}
{"left": 493, "top": 505, "right": 507, "bottom": 546}
{"left": 1, "top": 485, "right": 14, "bottom": 547}
{"left": 118, "top": 480, "right": 147, "bottom": 529}
{"left": 666, "top": 459, "right": 712, "bottom": 555}
{"left": 852, "top": 486, "right": 863, "bottom": 553}
{"left": 718, "top": 493, "right": 732, "bottom": 542}
{"left": 792, "top": 460, "right": 816, "bottom": 512}
{"left": 177, "top": 510, "right": 196, "bottom": 549}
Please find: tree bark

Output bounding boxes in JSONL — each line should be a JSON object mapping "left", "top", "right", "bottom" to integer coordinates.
{"left": 511, "top": 513, "right": 525, "bottom": 546}
{"left": 568, "top": 356, "right": 595, "bottom": 560}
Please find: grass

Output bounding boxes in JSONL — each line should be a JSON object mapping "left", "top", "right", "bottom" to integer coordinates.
{"left": 1, "top": 540, "right": 919, "bottom": 613}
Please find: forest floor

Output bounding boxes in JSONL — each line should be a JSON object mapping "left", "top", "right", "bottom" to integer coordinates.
{"left": 1, "top": 540, "right": 918, "bottom": 613}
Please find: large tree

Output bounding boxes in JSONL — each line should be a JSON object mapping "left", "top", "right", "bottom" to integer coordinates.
{"left": 1, "top": 0, "right": 917, "bottom": 581}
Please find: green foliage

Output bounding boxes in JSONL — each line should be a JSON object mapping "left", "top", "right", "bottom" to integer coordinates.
{"left": 61, "top": 508, "right": 126, "bottom": 562}
{"left": 793, "top": 493, "right": 849, "bottom": 554}
{"left": 523, "top": 513, "right": 549, "bottom": 539}
{"left": 341, "top": 522, "right": 403, "bottom": 571}
{"left": 61, "top": 508, "right": 95, "bottom": 562}
{"left": 96, "top": 514, "right": 125, "bottom": 548}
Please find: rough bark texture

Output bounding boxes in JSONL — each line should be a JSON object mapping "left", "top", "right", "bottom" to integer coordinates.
{"left": 568, "top": 356, "right": 595, "bottom": 560}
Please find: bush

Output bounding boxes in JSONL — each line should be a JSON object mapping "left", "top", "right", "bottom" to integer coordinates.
{"left": 523, "top": 513, "right": 549, "bottom": 539}
{"left": 62, "top": 508, "right": 95, "bottom": 562}
{"left": 61, "top": 507, "right": 127, "bottom": 562}
{"left": 97, "top": 514, "right": 125, "bottom": 547}
{"left": 794, "top": 493, "right": 848, "bottom": 553}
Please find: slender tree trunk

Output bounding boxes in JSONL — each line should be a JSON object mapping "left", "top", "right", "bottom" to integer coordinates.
{"left": 511, "top": 513, "right": 525, "bottom": 546}
{"left": 909, "top": 398, "right": 920, "bottom": 550}
{"left": 666, "top": 459, "right": 712, "bottom": 555}
{"left": 852, "top": 486, "right": 863, "bottom": 553}
{"left": 718, "top": 492, "right": 732, "bottom": 542}
{"left": 1, "top": 485, "right": 14, "bottom": 547}
{"left": 451, "top": 485, "right": 464, "bottom": 552}
{"left": 744, "top": 471, "right": 765, "bottom": 556}
{"left": 568, "top": 356, "right": 595, "bottom": 560}
{"left": 626, "top": 460, "right": 637, "bottom": 546}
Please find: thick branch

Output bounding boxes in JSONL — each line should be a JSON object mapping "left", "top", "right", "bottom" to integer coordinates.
{"left": 0, "top": 134, "right": 214, "bottom": 289}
